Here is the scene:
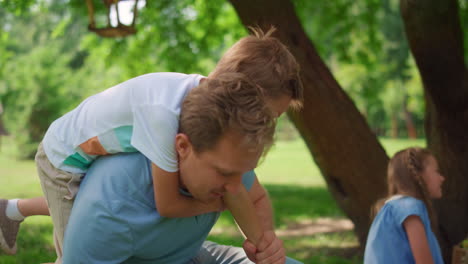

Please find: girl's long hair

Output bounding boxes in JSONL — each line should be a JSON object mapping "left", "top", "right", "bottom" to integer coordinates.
{"left": 371, "top": 147, "right": 438, "bottom": 231}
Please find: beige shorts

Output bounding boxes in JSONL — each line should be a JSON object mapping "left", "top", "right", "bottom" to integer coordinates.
{"left": 36, "top": 143, "right": 83, "bottom": 264}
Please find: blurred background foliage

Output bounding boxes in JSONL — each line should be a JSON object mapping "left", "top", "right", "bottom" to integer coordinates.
{"left": 0, "top": 0, "right": 467, "bottom": 158}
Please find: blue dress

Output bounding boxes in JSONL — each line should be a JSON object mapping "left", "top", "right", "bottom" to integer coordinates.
{"left": 364, "top": 196, "right": 444, "bottom": 264}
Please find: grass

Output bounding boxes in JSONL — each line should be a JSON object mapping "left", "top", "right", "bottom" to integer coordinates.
{"left": 0, "top": 137, "right": 425, "bottom": 263}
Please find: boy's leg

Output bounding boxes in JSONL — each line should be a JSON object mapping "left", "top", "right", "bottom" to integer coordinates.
{"left": 17, "top": 197, "right": 50, "bottom": 216}
{"left": 35, "top": 143, "right": 82, "bottom": 264}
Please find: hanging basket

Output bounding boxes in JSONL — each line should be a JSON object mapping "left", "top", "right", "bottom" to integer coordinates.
{"left": 88, "top": 23, "right": 136, "bottom": 38}
{"left": 86, "top": 0, "right": 139, "bottom": 38}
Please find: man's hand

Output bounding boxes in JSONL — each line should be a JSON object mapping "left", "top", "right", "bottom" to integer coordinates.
{"left": 242, "top": 230, "right": 286, "bottom": 264}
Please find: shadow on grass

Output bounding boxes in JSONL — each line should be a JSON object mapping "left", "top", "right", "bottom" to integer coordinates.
{"left": 264, "top": 184, "right": 345, "bottom": 227}
{"left": 301, "top": 246, "right": 360, "bottom": 259}
{"left": 306, "top": 247, "right": 362, "bottom": 264}
{"left": 266, "top": 184, "right": 362, "bottom": 263}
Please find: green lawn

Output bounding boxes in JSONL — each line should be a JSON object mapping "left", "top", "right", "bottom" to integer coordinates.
{"left": 0, "top": 137, "right": 425, "bottom": 263}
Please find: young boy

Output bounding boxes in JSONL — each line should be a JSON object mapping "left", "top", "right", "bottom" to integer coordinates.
{"left": 0, "top": 27, "right": 303, "bottom": 262}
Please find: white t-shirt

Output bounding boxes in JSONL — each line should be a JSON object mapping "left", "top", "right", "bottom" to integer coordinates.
{"left": 42, "top": 72, "right": 204, "bottom": 174}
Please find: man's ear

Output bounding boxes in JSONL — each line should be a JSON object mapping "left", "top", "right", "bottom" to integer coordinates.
{"left": 175, "top": 133, "right": 192, "bottom": 160}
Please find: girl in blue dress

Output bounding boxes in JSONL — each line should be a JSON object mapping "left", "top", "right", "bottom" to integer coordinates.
{"left": 364, "top": 147, "right": 445, "bottom": 264}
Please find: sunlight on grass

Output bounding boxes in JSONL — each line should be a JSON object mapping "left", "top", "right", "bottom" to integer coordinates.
{"left": 379, "top": 137, "right": 426, "bottom": 156}
{"left": 0, "top": 152, "right": 42, "bottom": 198}
{"left": 256, "top": 140, "right": 323, "bottom": 186}
{"left": 255, "top": 137, "right": 426, "bottom": 186}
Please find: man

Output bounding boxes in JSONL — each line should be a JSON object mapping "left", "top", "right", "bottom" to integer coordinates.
{"left": 61, "top": 74, "right": 303, "bottom": 263}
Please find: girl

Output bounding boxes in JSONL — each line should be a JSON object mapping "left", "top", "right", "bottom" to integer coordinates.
{"left": 364, "top": 147, "right": 445, "bottom": 264}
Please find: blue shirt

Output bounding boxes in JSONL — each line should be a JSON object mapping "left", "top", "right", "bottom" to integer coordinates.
{"left": 364, "top": 196, "right": 444, "bottom": 264}
{"left": 62, "top": 153, "right": 256, "bottom": 264}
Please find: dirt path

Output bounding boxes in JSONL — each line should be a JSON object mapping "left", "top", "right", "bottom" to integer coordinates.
{"left": 276, "top": 217, "right": 354, "bottom": 238}
{"left": 210, "top": 217, "right": 354, "bottom": 238}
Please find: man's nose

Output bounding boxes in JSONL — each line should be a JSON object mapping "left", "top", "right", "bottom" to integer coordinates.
{"left": 224, "top": 175, "right": 243, "bottom": 194}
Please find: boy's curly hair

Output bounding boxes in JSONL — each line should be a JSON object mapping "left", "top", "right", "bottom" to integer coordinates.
{"left": 209, "top": 26, "right": 303, "bottom": 110}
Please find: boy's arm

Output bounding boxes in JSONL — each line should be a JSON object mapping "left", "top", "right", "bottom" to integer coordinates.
{"left": 224, "top": 186, "right": 264, "bottom": 245}
{"left": 225, "top": 178, "right": 286, "bottom": 263}
{"left": 403, "top": 215, "right": 435, "bottom": 264}
{"left": 151, "top": 163, "right": 222, "bottom": 217}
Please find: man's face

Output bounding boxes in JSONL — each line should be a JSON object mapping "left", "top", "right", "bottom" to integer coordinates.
{"left": 176, "top": 131, "right": 262, "bottom": 203}
{"left": 267, "top": 95, "right": 291, "bottom": 117}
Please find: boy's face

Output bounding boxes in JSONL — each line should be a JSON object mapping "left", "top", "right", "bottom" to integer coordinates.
{"left": 267, "top": 95, "right": 291, "bottom": 117}
{"left": 176, "top": 131, "right": 262, "bottom": 203}
{"left": 421, "top": 156, "right": 445, "bottom": 199}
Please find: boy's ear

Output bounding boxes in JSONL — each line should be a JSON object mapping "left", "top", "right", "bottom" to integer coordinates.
{"left": 175, "top": 133, "right": 192, "bottom": 159}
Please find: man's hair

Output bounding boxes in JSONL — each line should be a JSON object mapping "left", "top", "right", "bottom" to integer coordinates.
{"left": 180, "top": 72, "right": 276, "bottom": 155}
{"left": 209, "top": 26, "right": 303, "bottom": 110}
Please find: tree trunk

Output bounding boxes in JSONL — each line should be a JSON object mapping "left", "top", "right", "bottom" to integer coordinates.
{"left": 229, "top": 0, "right": 389, "bottom": 246}
{"left": 403, "top": 97, "right": 417, "bottom": 139}
{"left": 400, "top": 0, "right": 468, "bottom": 261}
{"left": 391, "top": 113, "right": 399, "bottom": 138}
{"left": 403, "top": 109, "right": 417, "bottom": 139}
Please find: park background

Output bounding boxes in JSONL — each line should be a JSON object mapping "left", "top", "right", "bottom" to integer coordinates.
{"left": 0, "top": 0, "right": 467, "bottom": 263}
